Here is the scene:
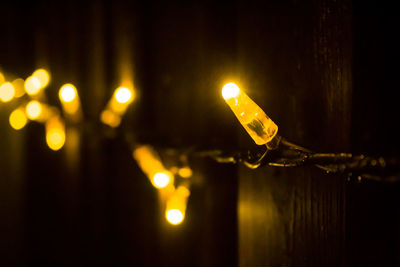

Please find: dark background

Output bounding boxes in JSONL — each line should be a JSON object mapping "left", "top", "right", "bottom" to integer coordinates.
{"left": 1, "top": 0, "right": 399, "bottom": 266}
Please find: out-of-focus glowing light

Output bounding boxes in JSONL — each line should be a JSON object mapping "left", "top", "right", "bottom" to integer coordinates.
{"left": 59, "top": 84, "right": 77, "bottom": 102}
{"left": 115, "top": 87, "right": 134, "bottom": 104}
{"left": 100, "top": 86, "right": 135, "bottom": 127}
{"left": 24, "top": 76, "right": 41, "bottom": 95}
{"left": 178, "top": 167, "right": 193, "bottom": 178}
{"left": 59, "top": 84, "right": 82, "bottom": 122}
{"left": 153, "top": 171, "right": 172, "bottom": 189}
{"left": 100, "top": 109, "right": 121, "bottom": 128}
{"left": 26, "top": 100, "right": 42, "bottom": 120}
{"left": 46, "top": 116, "right": 65, "bottom": 151}
{"left": 133, "top": 145, "right": 175, "bottom": 189}
{"left": 222, "top": 82, "right": 240, "bottom": 100}
{"left": 32, "top": 69, "right": 50, "bottom": 88}
{"left": 166, "top": 209, "right": 184, "bottom": 225}
{"left": 222, "top": 82, "right": 278, "bottom": 145}
{"left": 12, "top": 78, "right": 25, "bottom": 98}
{"left": 165, "top": 185, "right": 190, "bottom": 225}
{"left": 0, "top": 82, "right": 15, "bottom": 102}
{"left": 9, "top": 108, "right": 28, "bottom": 130}
{"left": 0, "top": 72, "right": 5, "bottom": 84}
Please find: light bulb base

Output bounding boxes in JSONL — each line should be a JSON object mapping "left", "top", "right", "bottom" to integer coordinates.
{"left": 266, "top": 134, "right": 281, "bottom": 150}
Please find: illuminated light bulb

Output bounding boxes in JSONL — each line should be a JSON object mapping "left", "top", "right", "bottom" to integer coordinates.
{"left": 166, "top": 209, "right": 184, "bottom": 225}
{"left": 0, "top": 72, "right": 5, "bottom": 84}
{"left": 222, "top": 82, "right": 240, "bottom": 100}
{"left": 12, "top": 78, "right": 25, "bottom": 98}
{"left": 133, "top": 145, "right": 175, "bottom": 189}
{"left": 9, "top": 107, "right": 28, "bottom": 130}
{"left": 100, "top": 109, "right": 121, "bottom": 128}
{"left": 165, "top": 185, "right": 190, "bottom": 225}
{"left": 222, "top": 82, "right": 278, "bottom": 145}
{"left": 152, "top": 171, "right": 173, "bottom": 189}
{"left": 115, "top": 87, "right": 134, "bottom": 104}
{"left": 59, "top": 84, "right": 77, "bottom": 102}
{"left": 100, "top": 86, "right": 134, "bottom": 127}
{"left": 58, "top": 84, "right": 82, "bottom": 122}
{"left": 45, "top": 116, "right": 66, "bottom": 151}
{"left": 178, "top": 167, "right": 193, "bottom": 178}
{"left": 25, "top": 100, "right": 43, "bottom": 120}
{"left": 0, "top": 82, "right": 15, "bottom": 102}
{"left": 32, "top": 69, "right": 50, "bottom": 88}
{"left": 24, "top": 76, "right": 42, "bottom": 95}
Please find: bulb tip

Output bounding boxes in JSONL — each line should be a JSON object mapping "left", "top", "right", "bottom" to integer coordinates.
{"left": 222, "top": 83, "right": 240, "bottom": 100}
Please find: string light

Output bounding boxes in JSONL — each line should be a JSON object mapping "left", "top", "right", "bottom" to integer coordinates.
{"left": 24, "top": 76, "right": 42, "bottom": 96}
{"left": 59, "top": 83, "right": 82, "bottom": 122}
{"left": 25, "top": 100, "right": 43, "bottom": 120}
{"left": 178, "top": 167, "right": 193, "bottom": 178}
{"left": 0, "top": 82, "right": 15, "bottom": 102}
{"left": 115, "top": 87, "right": 133, "bottom": 104}
{"left": 0, "top": 72, "right": 5, "bottom": 84}
{"left": 100, "top": 86, "right": 135, "bottom": 127}
{"left": 133, "top": 145, "right": 174, "bottom": 189}
{"left": 11, "top": 78, "right": 25, "bottom": 98}
{"left": 153, "top": 171, "right": 173, "bottom": 189}
{"left": 45, "top": 115, "right": 66, "bottom": 151}
{"left": 222, "top": 82, "right": 278, "bottom": 146}
{"left": 1, "top": 66, "right": 399, "bottom": 231}
{"left": 165, "top": 185, "right": 190, "bottom": 225}
{"left": 32, "top": 69, "right": 50, "bottom": 88}
{"left": 24, "top": 69, "right": 50, "bottom": 96}
{"left": 9, "top": 107, "right": 28, "bottom": 130}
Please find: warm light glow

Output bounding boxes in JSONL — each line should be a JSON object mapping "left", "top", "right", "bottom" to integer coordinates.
{"left": 115, "top": 87, "right": 134, "bottom": 104}
{"left": 24, "top": 76, "right": 41, "bottom": 95}
{"left": 152, "top": 172, "right": 172, "bottom": 189}
{"left": 222, "top": 82, "right": 278, "bottom": 145}
{"left": 165, "top": 185, "right": 190, "bottom": 225}
{"left": 0, "top": 72, "right": 4, "bottom": 84}
{"left": 100, "top": 109, "right": 121, "bottom": 128}
{"left": 12, "top": 78, "right": 25, "bottom": 98}
{"left": 59, "top": 84, "right": 81, "bottom": 121}
{"left": 46, "top": 116, "right": 66, "bottom": 151}
{"left": 222, "top": 82, "right": 240, "bottom": 100}
{"left": 59, "top": 84, "right": 77, "bottom": 102}
{"left": 133, "top": 145, "right": 175, "bottom": 189}
{"left": 101, "top": 86, "right": 135, "bottom": 126}
{"left": 0, "top": 82, "right": 15, "bottom": 102}
{"left": 166, "top": 209, "right": 184, "bottom": 225}
{"left": 32, "top": 69, "right": 50, "bottom": 88}
{"left": 178, "top": 167, "right": 193, "bottom": 178}
{"left": 26, "top": 100, "right": 42, "bottom": 120}
{"left": 9, "top": 108, "right": 28, "bottom": 130}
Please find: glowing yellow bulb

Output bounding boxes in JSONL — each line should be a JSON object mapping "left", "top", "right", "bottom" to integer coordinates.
{"left": 59, "top": 84, "right": 77, "bottom": 102}
{"left": 222, "top": 82, "right": 240, "bottom": 100}
{"left": 222, "top": 82, "right": 278, "bottom": 145}
{"left": 165, "top": 185, "right": 190, "bottom": 225}
{"left": 12, "top": 78, "right": 25, "bottom": 98}
{"left": 166, "top": 209, "right": 184, "bottom": 225}
{"left": 152, "top": 172, "right": 172, "bottom": 189}
{"left": 46, "top": 116, "right": 65, "bottom": 151}
{"left": 115, "top": 87, "right": 133, "bottom": 104}
{"left": 100, "top": 109, "right": 121, "bottom": 128}
{"left": 24, "top": 76, "right": 41, "bottom": 95}
{"left": 26, "top": 100, "right": 42, "bottom": 120}
{"left": 32, "top": 69, "right": 50, "bottom": 88}
{"left": 0, "top": 82, "right": 15, "bottom": 102}
{"left": 9, "top": 108, "right": 28, "bottom": 130}
{"left": 178, "top": 167, "right": 193, "bottom": 178}
{"left": 0, "top": 72, "right": 5, "bottom": 84}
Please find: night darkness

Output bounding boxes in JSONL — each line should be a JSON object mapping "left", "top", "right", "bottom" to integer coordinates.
{"left": 1, "top": 0, "right": 399, "bottom": 266}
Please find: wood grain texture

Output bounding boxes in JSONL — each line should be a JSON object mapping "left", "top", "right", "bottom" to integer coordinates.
{"left": 237, "top": 1, "right": 352, "bottom": 266}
